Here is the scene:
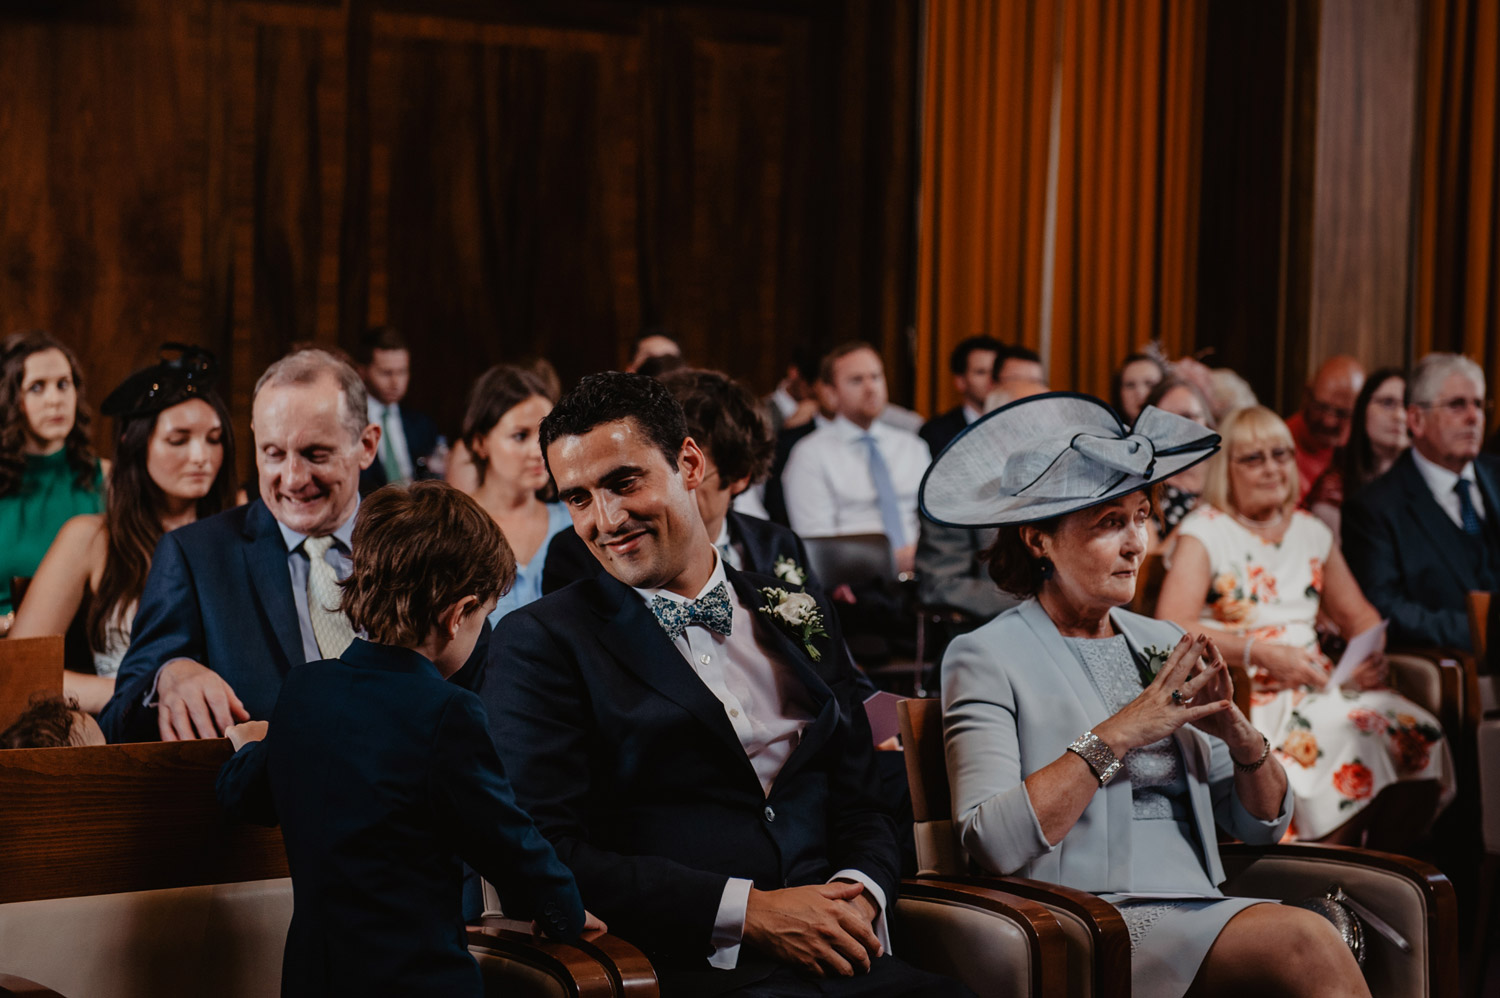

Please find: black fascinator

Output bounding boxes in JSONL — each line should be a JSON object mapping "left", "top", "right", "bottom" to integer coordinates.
{"left": 101, "top": 344, "right": 219, "bottom": 420}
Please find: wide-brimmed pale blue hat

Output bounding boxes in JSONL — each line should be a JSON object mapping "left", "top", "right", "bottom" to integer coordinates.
{"left": 919, "top": 391, "right": 1221, "bottom": 527}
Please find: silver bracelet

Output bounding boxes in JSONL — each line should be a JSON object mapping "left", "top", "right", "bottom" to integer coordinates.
{"left": 1066, "top": 730, "right": 1123, "bottom": 786}
{"left": 1243, "top": 636, "right": 1256, "bottom": 669}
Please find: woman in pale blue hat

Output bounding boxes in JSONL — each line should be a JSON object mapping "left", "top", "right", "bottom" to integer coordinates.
{"left": 930, "top": 392, "right": 1369, "bottom": 998}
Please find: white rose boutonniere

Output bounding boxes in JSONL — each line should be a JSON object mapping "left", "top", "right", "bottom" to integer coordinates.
{"left": 758, "top": 587, "right": 829, "bottom": 661}
{"left": 773, "top": 555, "right": 808, "bottom": 588}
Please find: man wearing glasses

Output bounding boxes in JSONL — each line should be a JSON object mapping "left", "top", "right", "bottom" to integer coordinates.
{"left": 1286, "top": 355, "right": 1365, "bottom": 503}
{"left": 1343, "top": 353, "right": 1499, "bottom": 650}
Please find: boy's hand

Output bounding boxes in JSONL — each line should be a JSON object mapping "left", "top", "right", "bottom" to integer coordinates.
{"left": 226, "top": 720, "right": 268, "bottom": 751}
{"left": 581, "top": 909, "right": 608, "bottom": 940}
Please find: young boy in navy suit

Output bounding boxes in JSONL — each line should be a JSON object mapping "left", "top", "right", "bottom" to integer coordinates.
{"left": 217, "top": 480, "right": 603, "bottom": 998}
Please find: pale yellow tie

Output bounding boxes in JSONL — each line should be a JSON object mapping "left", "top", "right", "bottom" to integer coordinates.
{"left": 304, "top": 535, "right": 355, "bottom": 659}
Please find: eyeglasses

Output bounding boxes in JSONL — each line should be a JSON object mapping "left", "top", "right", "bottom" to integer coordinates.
{"left": 1233, "top": 447, "right": 1295, "bottom": 469}
{"left": 1414, "top": 396, "right": 1494, "bottom": 416}
{"left": 1306, "top": 398, "right": 1353, "bottom": 422}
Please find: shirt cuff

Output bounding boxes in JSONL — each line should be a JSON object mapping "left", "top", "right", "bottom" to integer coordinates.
{"left": 708, "top": 878, "right": 753, "bottom": 970}
{"left": 829, "top": 869, "right": 891, "bottom": 956}
{"left": 143, "top": 664, "right": 168, "bottom": 708}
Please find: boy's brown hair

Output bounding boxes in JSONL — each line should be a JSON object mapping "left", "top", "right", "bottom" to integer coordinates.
{"left": 1, "top": 695, "right": 86, "bottom": 749}
{"left": 339, "top": 481, "right": 515, "bottom": 647}
{"left": 657, "top": 368, "right": 775, "bottom": 487}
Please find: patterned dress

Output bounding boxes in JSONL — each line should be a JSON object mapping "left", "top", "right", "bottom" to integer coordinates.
{"left": 1176, "top": 507, "right": 1453, "bottom": 839}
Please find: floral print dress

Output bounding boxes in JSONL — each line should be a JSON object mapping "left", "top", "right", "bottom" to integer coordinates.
{"left": 1176, "top": 507, "right": 1453, "bottom": 840}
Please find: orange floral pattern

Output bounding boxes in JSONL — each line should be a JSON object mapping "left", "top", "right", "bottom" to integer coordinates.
{"left": 1347, "top": 708, "right": 1386, "bottom": 734}
{"left": 1280, "top": 729, "right": 1320, "bottom": 768}
{"left": 1332, "top": 761, "right": 1374, "bottom": 802}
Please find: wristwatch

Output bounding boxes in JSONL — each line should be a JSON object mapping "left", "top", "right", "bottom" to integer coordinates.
{"left": 1067, "top": 730, "right": 1123, "bottom": 786}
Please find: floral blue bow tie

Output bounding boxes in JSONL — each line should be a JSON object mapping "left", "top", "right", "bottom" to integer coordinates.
{"left": 651, "top": 582, "right": 734, "bottom": 640}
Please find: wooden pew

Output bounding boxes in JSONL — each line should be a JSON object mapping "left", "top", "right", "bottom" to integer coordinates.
{"left": 0, "top": 740, "right": 657, "bottom": 997}
{"left": 0, "top": 636, "right": 63, "bottom": 734}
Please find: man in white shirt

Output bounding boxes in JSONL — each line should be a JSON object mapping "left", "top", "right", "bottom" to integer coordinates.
{"left": 1344, "top": 352, "right": 1500, "bottom": 649}
{"left": 356, "top": 326, "right": 442, "bottom": 494}
{"left": 781, "top": 343, "right": 931, "bottom": 574}
{"left": 483, "top": 372, "right": 970, "bottom": 998}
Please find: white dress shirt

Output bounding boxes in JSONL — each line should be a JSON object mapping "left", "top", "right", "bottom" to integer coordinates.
{"left": 1411, "top": 446, "right": 1487, "bottom": 528}
{"left": 631, "top": 552, "right": 890, "bottom": 968}
{"left": 781, "top": 415, "right": 930, "bottom": 542}
{"left": 962, "top": 404, "right": 982, "bottom": 425}
{"left": 367, "top": 397, "right": 414, "bottom": 481}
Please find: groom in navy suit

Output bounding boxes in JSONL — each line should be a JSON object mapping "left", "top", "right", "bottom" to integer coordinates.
{"left": 481, "top": 373, "right": 969, "bottom": 998}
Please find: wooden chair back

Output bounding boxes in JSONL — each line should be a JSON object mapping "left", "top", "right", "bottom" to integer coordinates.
{"left": 0, "top": 740, "right": 287, "bottom": 904}
{"left": 1128, "top": 551, "right": 1168, "bottom": 616}
{"left": 803, "top": 533, "right": 898, "bottom": 590}
{"left": 1468, "top": 591, "right": 1497, "bottom": 719}
{"left": 0, "top": 636, "right": 64, "bottom": 734}
{"left": 898, "top": 698, "right": 967, "bottom": 876}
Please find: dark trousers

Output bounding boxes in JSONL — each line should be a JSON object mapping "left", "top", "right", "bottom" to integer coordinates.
{"left": 692, "top": 956, "right": 977, "bottom": 998}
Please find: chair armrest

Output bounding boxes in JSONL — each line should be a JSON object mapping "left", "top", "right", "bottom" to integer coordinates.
{"left": 0, "top": 976, "right": 66, "bottom": 998}
{"left": 897, "top": 877, "right": 1068, "bottom": 998}
{"left": 468, "top": 919, "right": 660, "bottom": 997}
{"left": 919, "top": 874, "right": 1128, "bottom": 998}
{"left": 1217, "top": 843, "right": 1458, "bottom": 998}
{"left": 1385, "top": 651, "right": 1465, "bottom": 741}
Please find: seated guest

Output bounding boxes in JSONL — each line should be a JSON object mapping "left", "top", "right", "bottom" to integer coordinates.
{"left": 1305, "top": 367, "right": 1407, "bottom": 536}
{"left": 217, "top": 481, "right": 600, "bottom": 998}
{"left": 457, "top": 365, "right": 571, "bottom": 626}
{"left": 994, "top": 343, "right": 1046, "bottom": 395}
{"left": 356, "top": 326, "right": 442, "bottom": 494}
{"left": 1287, "top": 355, "right": 1365, "bottom": 503}
{"left": 544, "top": 368, "right": 816, "bottom": 593}
{"left": 1208, "top": 367, "right": 1258, "bottom": 424}
{"left": 763, "top": 374, "right": 835, "bottom": 525}
{"left": 1139, "top": 376, "right": 1216, "bottom": 548}
{"left": 914, "top": 518, "right": 1016, "bottom": 624}
{"left": 1157, "top": 406, "right": 1451, "bottom": 840}
{"left": 1, "top": 695, "right": 106, "bottom": 749}
{"left": 11, "top": 347, "right": 237, "bottom": 713}
{"left": 763, "top": 348, "right": 820, "bottom": 435}
{"left": 934, "top": 394, "right": 1367, "bottom": 998}
{"left": 101, "top": 349, "right": 485, "bottom": 743}
{"left": 782, "top": 343, "right": 929, "bottom": 574}
{"left": 1343, "top": 353, "right": 1500, "bottom": 649}
{"left": 919, "top": 335, "right": 1004, "bottom": 456}
{"left": 0, "top": 331, "right": 105, "bottom": 632}
{"left": 1111, "top": 351, "right": 1168, "bottom": 425}
{"left": 484, "top": 372, "right": 972, "bottom": 998}
{"left": 627, "top": 328, "right": 682, "bottom": 372}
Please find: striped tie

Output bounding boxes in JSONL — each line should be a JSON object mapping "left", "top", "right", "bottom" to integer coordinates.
{"left": 304, "top": 535, "right": 356, "bottom": 659}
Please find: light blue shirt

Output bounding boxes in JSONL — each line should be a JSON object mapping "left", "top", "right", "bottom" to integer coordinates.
{"left": 487, "top": 503, "right": 573, "bottom": 628}
{"left": 277, "top": 505, "right": 359, "bottom": 664}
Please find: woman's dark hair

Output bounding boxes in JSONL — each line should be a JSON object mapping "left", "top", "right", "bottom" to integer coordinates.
{"left": 461, "top": 365, "right": 554, "bottom": 486}
{"left": 0, "top": 331, "right": 98, "bottom": 498}
{"left": 1110, "top": 352, "right": 1168, "bottom": 419}
{"left": 339, "top": 480, "right": 515, "bottom": 647}
{"left": 88, "top": 388, "right": 238, "bottom": 653}
{"left": 658, "top": 368, "right": 775, "bottom": 486}
{"left": 1, "top": 694, "right": 85, "bottom": 749}
{"left": 539, "top": 371, "right": 689, "bottom": 474}
{"left": 983, "top": 519, "right": 1063, "bottom": 598}
{"left": 1339, "top": 366, "right": 1407, "bottom": 494}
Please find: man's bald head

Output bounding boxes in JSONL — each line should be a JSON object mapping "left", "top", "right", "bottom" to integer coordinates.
{"left": 1301, "top": 355, "right": 1366, "bottom": 450}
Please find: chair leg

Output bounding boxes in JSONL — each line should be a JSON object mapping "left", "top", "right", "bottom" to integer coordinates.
{"left": 1469, "top": 853, "right": 1499, "bottom": 998}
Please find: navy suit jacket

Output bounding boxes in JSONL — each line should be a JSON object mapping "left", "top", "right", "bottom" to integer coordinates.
{"left": 100, "top": 499, "right": 488, "bottom": 743}
{"left": 1342, "top": 449, "right": 1500, "bottom": 649}
{"left": 480, "top": 566, "right": 900, "bottom": 996}
{"left": 217, "top": 639, "right": 583, "bottom": 998}
{"left": 541, "top": 510, "right": 819, "bottom": 595}
{"left": 359, "top": 405, "right": 441, "bottom": 495}
{"left": 918, "top": 406, "right": 967, "bottom": 457}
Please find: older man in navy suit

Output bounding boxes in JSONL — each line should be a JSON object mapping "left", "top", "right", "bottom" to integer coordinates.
{"left": 481, "top": 373, "right": 970, "bottom": 998}
{"left": 100, "top": 349, "right": 485, "bottom": 744}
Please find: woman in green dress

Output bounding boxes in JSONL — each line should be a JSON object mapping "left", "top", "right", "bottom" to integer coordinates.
{"left": 0, "top": 331, "right": 106, "bottom": 631}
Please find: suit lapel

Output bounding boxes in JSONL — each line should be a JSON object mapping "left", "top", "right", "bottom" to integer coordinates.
{"left": 1395, "top": 455, "right": 1478, "bottom": 581}
{"left": 241, "top": 501, "right": 307, "bottom": 673}
{"left": 727, "top": 512, "right": 766, "bottom": 575}
{"left": 592, "top": 575, "right": 760, "bottom": 780}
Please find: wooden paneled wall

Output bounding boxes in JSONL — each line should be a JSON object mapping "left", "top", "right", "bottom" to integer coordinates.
{"left": 0, "top": 0, "right": 918, "bottom": 470}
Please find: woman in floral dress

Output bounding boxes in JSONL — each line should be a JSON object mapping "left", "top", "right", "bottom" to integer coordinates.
{"left": 1156, "top": 405, "right": 1452, "bottom": 841}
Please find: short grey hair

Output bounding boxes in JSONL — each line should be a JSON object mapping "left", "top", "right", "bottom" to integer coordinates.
{"left": 1408, "top": 353, "right": 1485, "bottom": 407}
{"left": 253, "top": 348, "right": 370, "bottom": 441}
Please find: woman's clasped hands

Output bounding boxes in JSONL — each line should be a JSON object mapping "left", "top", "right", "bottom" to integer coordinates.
{"left": 1093, "top": 633, "right": 1243, "bottom": 757}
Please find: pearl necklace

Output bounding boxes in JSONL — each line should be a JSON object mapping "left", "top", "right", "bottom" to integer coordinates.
{"left": 1231, "top": 509, "right": 1285, "bottom": 532}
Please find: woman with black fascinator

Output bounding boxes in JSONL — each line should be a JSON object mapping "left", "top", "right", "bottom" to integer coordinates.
{"left": 11, "top": 345, "right": 238, "bottom": 713}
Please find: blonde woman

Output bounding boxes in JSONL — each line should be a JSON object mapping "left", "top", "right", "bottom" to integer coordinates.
{"left": 1156, "top": 406, "right": 1452, "bottom": 842}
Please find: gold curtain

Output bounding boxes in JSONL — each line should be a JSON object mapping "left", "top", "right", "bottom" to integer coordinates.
{"left": 1414, "top": 0, "right": 1500, "bottom": 418}
{"left": 915, "top": 0, "right": 1206, "bottom": 414}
